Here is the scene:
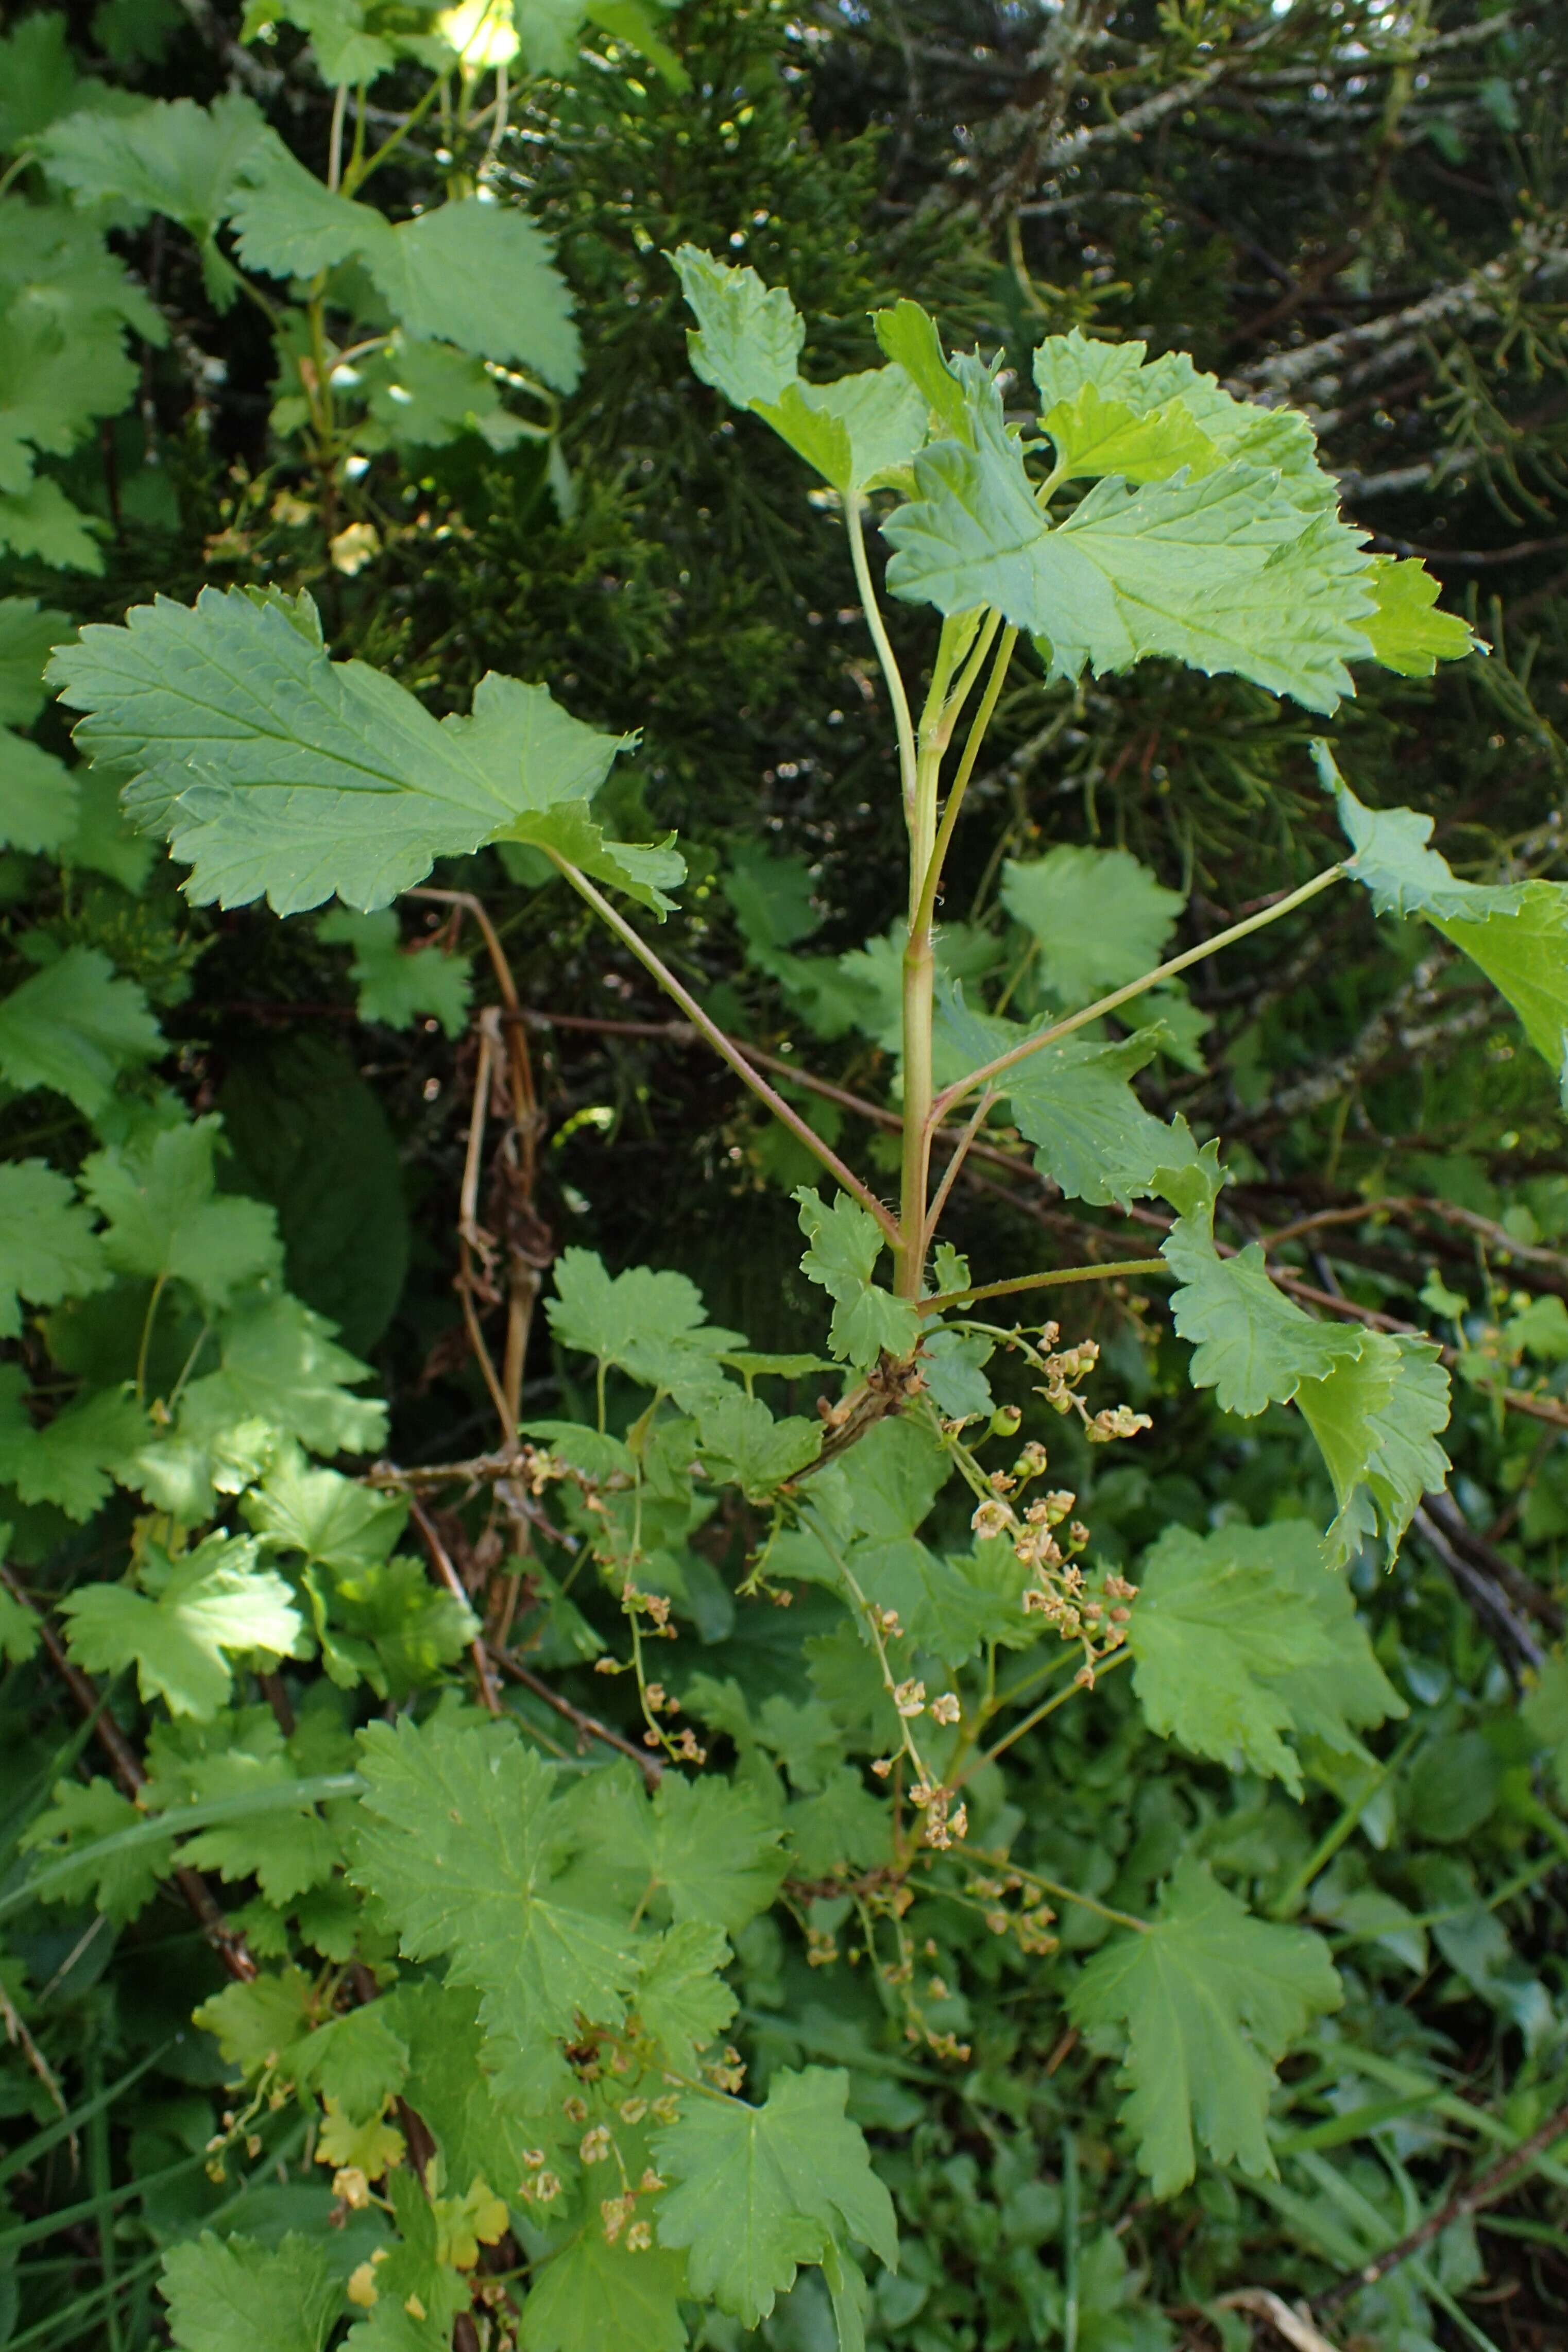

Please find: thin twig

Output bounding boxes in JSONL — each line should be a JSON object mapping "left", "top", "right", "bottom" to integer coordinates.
{"left": 1412, "top": 1504, "right": 1546, "bottom": 1682}
{"left": 405, "top": 1496, "right": 503, "bottom": 1717}
{"left": 0, "top": 1977, "right": 69, "bottom": 2119}
{"left": 921, "top": 1088, "right": 998, "bottom": 1256}
{"left": 454, "top": 1013, "right": 514, "bottom": 1443}
{"left": 1315, "top": 2097, "right": 1568, "bottom": 2311}
{"left": 486, "top": 1646, "right": 662, "bottom": 1785}
{"left": 410, "top": 889, "right": 549, "bottom": 1430}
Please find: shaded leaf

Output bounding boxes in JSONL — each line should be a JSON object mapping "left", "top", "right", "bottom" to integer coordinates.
{"left": 0, "top": 945, "right": 162, "bottom": 1115}
{"left": 0, "top": 1158, "right": 110, "bottom": 1339}
{"left": 654, "top": 2065, "right": 897, "bottom": 2325}
{"left": 161, "top": 2232, "right": 340, "bottom": 2352}
{"left": 1069, "top": 1859, "right": 1341, "bottom": 2195}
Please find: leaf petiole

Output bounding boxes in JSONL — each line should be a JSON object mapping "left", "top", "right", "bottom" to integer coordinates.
{"left": 918, "top": 1256, "right": 1173, "bottom": 1316}
{"left": 547, "top": 853, "right": 901, "bottom": 1247}
{"left": 930, "top": 863, "right": 1346, "bottom": 1124}
{"left": 846, "top": 499, "right": 917, "bottom": 823}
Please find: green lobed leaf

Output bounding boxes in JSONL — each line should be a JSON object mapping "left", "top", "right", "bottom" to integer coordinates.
{"left": 1296, "top": 1333, "right": 1451, "bottom": 1569}
{"left": 756, "top": 368, "right": 928, "bottom": 499}
{"left": 19, "top": 1776, "right": 174, "bottom": 1919}
{"left": 1522, "top": 1656, "right": 1568, "bottom": 1808}
{"left": 1434, "top": 885, "right": 1568, "bottom": 1101}
{"left": 388, "top": 1976, "right": 558, "bottom": 2210}
{"left": 999, "top": 844, "right": 1183, "bottom": 1005}
{"left": 0, "top": 306, "right": 138, "bottom": 494}
{"left": 570, "top": 1764, "right": 788, "bottom": 1935}
{"left": 173, "top": 1291, "right": 388, "bottom": 1457}
{"left": 372, "top": 199, "right": 582, "bottom": 393}
{"left": 547, "top": 1247, "right": 742, "bottom": 1407}
{"left": 0, "top": 944, "right": 163, "bottom": 1115}
{"left": 1128, "top": 1521, "right": 1405, "bottom": 1796}
{"left": 233, "top": 146, "right": 582, "bottom": 385}
{"left": 1358, "top": 554, "right": 1481, "bottom": 677}
{"left": 38, "top": 92, "right": 267, "bottom": 234}
{"left": 880, "top": 370, "right": 1438, "bottom": 712}
{"left": 1158, "top": 1155, "right": 1361, "bottom": 1414}
{"left": 871, "top": 300, "right": 971, "bottom": 439}
{"left": 795, "top": 1187, "right": 919, "bottom": 1368}
{"left": 0, "top": 596, "right": 71, "bottom": 727}
{"left": 1317, "top": 746, "right": 1524, "bottom": 921}
{"left": 0, "top": 1375, "right": 146, "bottom": 1519}
{"left": 349, "top": 1714, "right": 645, "bottom": 2089}
{"left": 1321, "top": 748, "right": 1568, "bottom": 1096}
{"left": 1069, "top": 1857, "right": 1342, "bottom": 2196}
{"left": 673, "top": 244, "right": 804, "bottom": 409}
{"left": 0, "top": 475, "right": 103, "bottom": 572}
{"left": 673, "top": 250, "right": 925, "bottom": 497}
{"left": 357, "top": 336, "right": 527, "bottom": 457}
{"left": 934, "top": 988, "right": 1180, "bottom": 1207}
{"left": 286, "top": 2004, "right": 410, "bottom": 2119}
{"left": 0, "top": 12, "right": 92, "bottom": 148}
{"left": 654, "top": 2065, "right": 897, "bottom": 2326}
{"left": 694, "top": 1390, "right": 821, "bottom": 1499}
{"left": 49, "top": 589, "right": 658, "bottom": 916}
{"left": 193, "top": 1963, "right": 314, "bottom": 2073}
{"left": 244, "top": 1448, "right": 406, "bottom": 1572}
{"left": 520, "top": 2228, "right": 688, "bottom": 2352}
{"left": 318, "top": 1552, "right": 478, "bottom": 1700}
{"left": 318, "top": 907, "right": 473, "bottom": 1036}
{"left": 0, "top": 1159, "right": 110, "bottom": 1339}
{"left": 0, "top": 729, "right": 79, "bottom": 855}
{"left": 1040, "top": 380, "right": 1220, "bottom": 486}
{"left": 60, "top": 1533, "right": 304, "bottom": 1718}
{"left": 161, "top": 2231, "right": 342, "bottom": 2352}
{"left": 635, "top": 1919, "right": 739, "bottom": 2059}
{"left": 81, "top": 1113, "right": 283, "bottom": 1313}
{"left": 1031, "top": 326, "right": 1334, "bottom": 507}
{"left": 342, "top": 2164, "right": 472, "bottom": 2351}
{"left": 157, "top": 1732, "right": 344, "bottom": 1905}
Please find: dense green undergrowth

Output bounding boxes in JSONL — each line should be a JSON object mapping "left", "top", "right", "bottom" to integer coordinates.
{"left": 2, "top": 3, "right": 1568, "bottom": 2350}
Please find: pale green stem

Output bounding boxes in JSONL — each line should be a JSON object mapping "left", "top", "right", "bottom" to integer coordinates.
{"left": 327, "top": 81, "right": 348, "bottom": 191}
{"left": 940, "top": 611, "right": 1002, "bottom": 742}
{"left": 134, "top": 1273, "right": 167, "bottom": 1406}
{"left": 958, "top": 1647, "right": 1132, "bottom": 1783}
{"left": 929, "top": 863, "right": 1345, "bottom": 1125}
{"left": 912, "top": 625, "right": 1018, "bottom": 948}
{"left": 798, "top": 1500, "right": 936, "bottom": 1796}
{"left": 918, "top": 1256, "right": 1173, "bottom": 1316}
{"left": 962, "top": 1843, "right": 1148, "bottom": 1934}
{"left": 343, "top": 71, "right": 446, "bottom": 197}
{"left": 548, "top": 854, "right": 900, "bottom": 1246}
{"left": 895, "top": 619, "right": 979, "bottom": 1299}
{"left": 898, "top": 732, "right": 943, "bottom": 1299}
{"left": 846, "top": 500, "right": 918, "bottom": 826}
{"left": 1270, "top": 1726, "right": 1421, "bottom": 1920}
{"left": 921, "top": 1087, "right": 995, "bottom": 1257}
